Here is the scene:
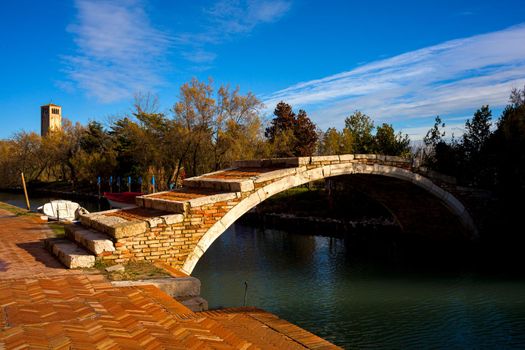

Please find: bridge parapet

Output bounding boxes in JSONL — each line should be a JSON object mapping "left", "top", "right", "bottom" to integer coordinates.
{"left": 233, "top": 154, "right": 410, "bottom": 168}
{"left": 55, "top": 154, "right": 475, "bottom": 273}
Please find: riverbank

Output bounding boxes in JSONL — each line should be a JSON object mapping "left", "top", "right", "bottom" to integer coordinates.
{"left": 0, "top": 203, "right": 340, "bottom": 349}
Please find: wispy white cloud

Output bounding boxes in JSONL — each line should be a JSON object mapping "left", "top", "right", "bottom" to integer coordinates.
{"left": 206, "top": 0, "right": 291, "bottom": 34}
{"left": 263, "top": 24, "right": 525, "bottom": 139}
{"left": 181, "top": 50, "right": 217, "bottom": 64}
{"left": 62, "top": 0, "right": 292, "bottom": 96}
{"left": 61, "top": 0, "right": 171, "bottom": 102}
{"left": 176, "top": 0, "right": 292, "bottom": 66}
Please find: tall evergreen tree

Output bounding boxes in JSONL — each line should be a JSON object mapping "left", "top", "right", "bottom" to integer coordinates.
{"left": 462, "top": 105, "right": 492, "bottom": 159}
{"left": 265, "top": 102, "right": 318, "bottom": 157}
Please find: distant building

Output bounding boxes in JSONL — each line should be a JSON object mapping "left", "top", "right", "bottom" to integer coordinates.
{"left": 41, "top": 104, "right": 62, "bottom": 137}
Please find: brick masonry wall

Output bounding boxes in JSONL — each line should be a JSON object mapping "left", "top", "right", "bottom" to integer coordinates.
{"left": 98, "top": 197, "right": 243, "bottom": 269}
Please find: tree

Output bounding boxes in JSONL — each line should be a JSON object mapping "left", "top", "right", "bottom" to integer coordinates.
{"left": 422, "top": 116, "right": 446, "bottom": 168}
{"left": 265, "top": 102, "right": 318, "bottom": 157}
{"left": 53, "top": 119, "right": 85, "bottom": 186}
{"left": 457, "top": 105, "right": 493, "bottom": 185}
{"left": 319, "top": 127, "right": 354, "bottom": 155}
{"left": 294, "top": 109, "right": 318, "bottom": 156}
{"left": 265, "top": 102, "right": 295, "bottom": 142}
{"left": 340, "top": 128, "right": 354, "bottom": 154}
{"left": 0, "top": 133, "right": 45, "bottom": 186}
{"left": 173, "top": 78, "right": 264, "bottom": 183}
{"left": 213, "top": 85, "right": 264, "bottom": 169}
{"left": 71, "top": 121, "right": 116, "bottom": 181}
{"left": 374, "top": 123, "right": 410, "bottom": 156}
{"left": 320, "top": 128, "right": 341, "bottom": 155}
{"left": 490, "top": 86, "right": 525, "bottom": 194}
{"left": 423, "top": 116, "right": 445, "bottom": 149}
{"left": 463, "top": 105, "right": 492, "bottom": 158}
{"left": 344, "top": 111, "right": 375, "bottom": 153}
{"left": 109, "top": 117, "right": 141, "bottom": 177}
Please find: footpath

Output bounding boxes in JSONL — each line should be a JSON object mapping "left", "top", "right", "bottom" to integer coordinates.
{"left": 0, "top": 207, "right": 339, "bottom": 349}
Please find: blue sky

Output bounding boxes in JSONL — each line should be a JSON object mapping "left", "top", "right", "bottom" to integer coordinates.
{"left": 1, "top": 0, "right": 524, "bottom": 139}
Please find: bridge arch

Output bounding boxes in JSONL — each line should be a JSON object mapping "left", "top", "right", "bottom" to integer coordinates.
{"left": 181, "top": 160, "right": 477, "bottom": 274}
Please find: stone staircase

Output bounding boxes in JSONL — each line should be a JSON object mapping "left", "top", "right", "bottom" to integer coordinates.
{"left": 43, "top": 166, "right": 269, "bottom": 269}
{"left": 44, "top": 237, "right": 96, "bottom": 268}
{"left": 45, "top": 223, "right": 116, "bottom": 268}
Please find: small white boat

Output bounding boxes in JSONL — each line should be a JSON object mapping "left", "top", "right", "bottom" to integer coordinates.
{"left": 37, "top": 200, "right": 88, "bottom": 222}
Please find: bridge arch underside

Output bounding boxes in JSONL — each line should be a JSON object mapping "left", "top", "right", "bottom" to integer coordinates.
{"left": 182, "top": 164, "right": 476, "bottom": 274}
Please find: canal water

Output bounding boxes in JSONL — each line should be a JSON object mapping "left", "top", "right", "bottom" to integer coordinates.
{"left": 192, "top": 222, "right": 525, "bottom": 349}
{"left": 2, "top": 192, "right": 524, "bottom": 348}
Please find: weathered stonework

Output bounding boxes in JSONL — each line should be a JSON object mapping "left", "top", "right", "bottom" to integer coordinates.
{"left": 53, "top": 154, "right": 477, "bottom": 275}
{"left": 78, "top": 198, "right": 241, "bottom": 267}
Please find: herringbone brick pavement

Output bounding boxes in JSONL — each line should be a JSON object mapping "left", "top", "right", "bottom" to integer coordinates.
{"left": 0, "top": 209, "right": 81, "bottom": 279}
{"left": 0, "top": 209, "right": 340, "bottom": 349}
{"left": 0, "top": 275, "right": 339, "bottom": 349}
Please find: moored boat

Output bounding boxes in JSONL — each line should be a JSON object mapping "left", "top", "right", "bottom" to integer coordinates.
{"left": 103, "top": 192, "right": 143, "bottom": 209}
{"left": 37, "top": 200, "right": 88, "bottom": 221}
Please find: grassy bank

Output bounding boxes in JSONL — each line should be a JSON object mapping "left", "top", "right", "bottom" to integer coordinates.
{"left": 0, "top": 201, "right": 31, "bottom": 216}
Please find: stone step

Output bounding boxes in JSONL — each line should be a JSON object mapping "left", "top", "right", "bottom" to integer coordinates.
{"left": 79, "top": 210, "right": 147, "bottom": 239}
{"left": 183, "top": 176, "right": 254, "bottom": 192}
{"left": 44, "top": 238, "right": 95, "bottom": 268}
{"left": 65, "top": 224, "right": 115, "bottom": 255}
{"left": 137, "top": 190, "right": 238, "bottom": 213}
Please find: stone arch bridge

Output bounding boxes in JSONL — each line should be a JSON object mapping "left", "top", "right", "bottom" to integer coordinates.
{"left": 46, "top": 154, "right": 477, "bottom": 274}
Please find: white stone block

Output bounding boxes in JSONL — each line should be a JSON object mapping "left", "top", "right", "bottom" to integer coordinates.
{"left": 306, "top": 167, "right": 324, "bottom": 181}
{"left": 322, "top": 165, "right": 332, "bottom": 177}
{"left": 338, "top": 154, "right": 354, "bottom": 161}
{"left": 311, "top": 155, "right": 339, "bottom": 163}
{"left": 254, "top": 168, "right": 297, "bottom": 183}
{"left": 146, "top": 217, "right": 164, "bottom": 228}
{"left": 162, "top": 214, "right": 185, "bottom": 225}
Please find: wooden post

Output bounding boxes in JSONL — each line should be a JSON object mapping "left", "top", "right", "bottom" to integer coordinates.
{"left": 20, "top": 172, "right": 30, "bottom": 210}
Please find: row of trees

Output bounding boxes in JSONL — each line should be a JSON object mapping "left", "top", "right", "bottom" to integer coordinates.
{"left": 3, "top": 77, "right": 521, "bottom": 196}
{"left": 421, "top": 86, "right": 525, "bottom": 197}
{"left": 264, "top": 104, "right": 411, "bottom": 158}
{"left": 319, "top": 111, "right": 410, "bottom": 156}
{"left": 0, "top": 78, "right": 412, "bottom": 191}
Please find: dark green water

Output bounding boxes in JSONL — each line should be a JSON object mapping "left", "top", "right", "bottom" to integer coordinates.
{"left": 192, "top": 222, "right": 525, "bottom": 349}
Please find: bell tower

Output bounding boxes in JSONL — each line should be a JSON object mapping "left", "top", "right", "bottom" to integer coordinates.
{"left": 41, "top": 104, "right": 62, "bottom": 137}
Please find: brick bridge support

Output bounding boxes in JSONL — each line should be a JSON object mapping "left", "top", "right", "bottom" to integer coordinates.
{"left": 46, "top": 154, "right": 478, "bottom": 273}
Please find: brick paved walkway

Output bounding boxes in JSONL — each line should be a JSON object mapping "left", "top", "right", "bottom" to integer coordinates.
{"left": 0, "top": 209, "right": 80, "bottom": 279}
{"left": 0, "top": 209, "right": 340, "bottom": 349}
